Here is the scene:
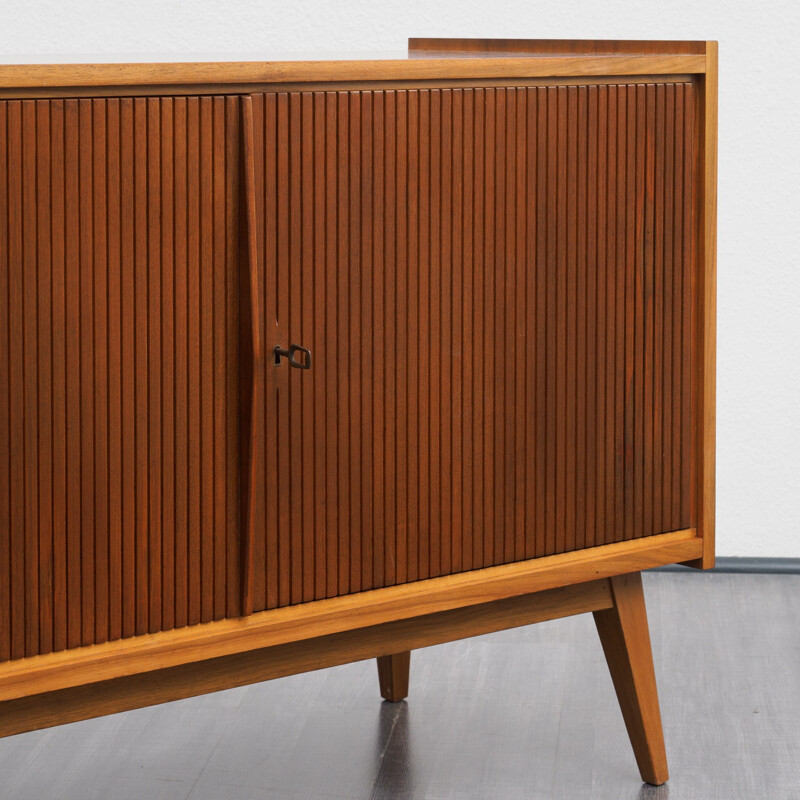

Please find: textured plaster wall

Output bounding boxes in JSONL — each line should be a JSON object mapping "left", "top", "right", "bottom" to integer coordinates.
{"left": 2, "top": 0, "right": 800, "bottom": 557}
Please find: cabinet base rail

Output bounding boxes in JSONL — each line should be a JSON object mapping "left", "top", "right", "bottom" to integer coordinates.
{"left": 0, "top": 569, "right": 669, "bottom": 784}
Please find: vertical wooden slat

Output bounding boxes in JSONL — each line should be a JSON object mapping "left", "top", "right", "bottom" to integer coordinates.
{"left": 428, "top": 89, "right": 442, "bottom": 578}
{"left": 461, "top": 88, "right": 475, "bottom": 570}
{"left": 333, "top": 91, "right": 350, "bottom": 595}
{"left": 482, "top": 87, "right": 495, "bottom": 566}
{"left": 212, "top": 96, "right": 226, "bottom": 620}
{"left": 575, "top": 86, "right": 588, "bottom": 552}
{"left": 172, "top": 97, "right": 189, "bottom": 629}
{"left": 624, "top": 84, "right": 637, "bottom": 543}
{"left": 555, "top": 86, "right": 568, "bottom": 557}
{"left": 77, "top": 99, "right": 95, "bottom": 648}
{"left": 584, "top": 86, "right": 598, "bottom": 554}
{"left": 564, "top": 86, "right": 577, "bottom": 554}
{"left": 133, "top": 98, "right": 149, "bottom": 636}
{"left": 395, "top": 90, "right": 409, "bottom": 586}
{"left": 248, "top": 93, "right": 265, "bottom": 614}
{"left": 116, "top": 98, "right": 137, "bottom": 636}
{"left": 417, "top": 89, "right": 431, "bottom": 581}
{"left": 473, "top": 87, "right": 487, "bottom": 569}
{"left": 523, "top": 87, "right": 537, "bottom": 560}
{"left": 198, "top": 97, "right": 214, "bottom": 623}
{"left": 653, "top": 84, "right": 666, "bottom": 534}
{"left": 504, "top": 87, "right": 518, "bottom": 564}
{"left": 312, "top": 91, "right": 327, "bottom": 600}
{"left": 0, "top": 102, "right": 9, "bottom": 662}
{"left": 322, "top": 91, "right": 339, "bottom": 599}
{"left": 289, "top": 91, "right": 304, "bottom": 605}
{"left": 301, "top": 91, "right": 316, "bottom": 603}
{"left": 344, "top": 92, "right": 362, "bottom": 593}
{"left": 383, "top": 90, "right": 396, "bottom": 585}
{"left": 49, "top": 101, "right": 67, "bottom": 653}
{"left": 106, "top": 98, "right": 122, "bottom": 643}
{"left": 682, "top": 82, "right": 695, "bottom": 530}
{"left": 405, "top": 90, "right": 419, "bottom": 582}
{"left": 451, "top": 88, "right": 464, "bottom": 572}
{"left": 225, "top": 95, "right": 241, "bottom": 618}
{"left": 8, "top": 101, "right": 26, "bottom": 660}
{"left": 275, "top": 92, "right": 290, "bottom": 607}
{"left": 671, "top": 85, "right": 684, "bottom": 529}
{"left": 493, "top": 87, "right": 506, "bottom": 567}
{"left": 439, "top": 88, "right": 453, "bottom": 576}
{"left": 263, "top": 91, "right": 279, "bottom": 610}
{"left": 605, "top": 85, "right": 618, "bottom": 546}
{"left": 91, "top": 99, "right": 108, "bottom": 644}
{"left": 633, "top": 84, "right": 646, "bottom": 544}
{"left": 595, "top": 85, "right": 608, "bottom": 547}
{"left": 118, "top": 98, "right": 136, "bottom": 640}
{"left": 160, "top": 98, "right": 176, "bottom": 629}
{"left": 662, "top": 84, "right": 676, "bottom": 533}
{"left": 643, "top": 84, "right": 656, "bottom": 540}
{"left": 613, "top": 86, "right": 626, "bottom": 545}
{"left": 186, "top": 96, "right": 201, "bottom": 627}
{"left": 544, "top": 86, "right": 557, "bottom": 556}
{"left": 145, "top": 98, "right": 163, "bottom": 633}
{"left": 36, "top": 101, "right": 54, "bottom": 654}
{"left": 21, "top": 101, "right": 40, "bottom": 657}
{"left": 535, "top": 87, "right": 548, "bottom": 559}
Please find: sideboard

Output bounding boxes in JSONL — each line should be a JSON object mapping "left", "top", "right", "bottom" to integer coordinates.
{"left": 0, "top": 38, "right": 717, "bottom": 787}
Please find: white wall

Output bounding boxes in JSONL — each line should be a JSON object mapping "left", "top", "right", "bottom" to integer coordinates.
{"left": 3, "top": 0, "right": 800, "bottom": 558}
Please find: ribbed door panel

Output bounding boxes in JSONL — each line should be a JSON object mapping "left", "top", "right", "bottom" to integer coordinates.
{"left": 0, "top": 96, "right": 242, "bottom": 661}
{"left": 250, "top": 83, "right": 696, "bottom": 610}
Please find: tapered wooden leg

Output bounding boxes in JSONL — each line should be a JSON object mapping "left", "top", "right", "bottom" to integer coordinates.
{"left": 376, "top": 651, "right": 411, "bottom": 702}
{"left": 593, "top": 572, "right": 669, "bottom": 786}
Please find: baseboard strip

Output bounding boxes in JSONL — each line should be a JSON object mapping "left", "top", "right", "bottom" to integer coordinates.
{"left": 652, "top": 557, "right": 800, "bottom": 575}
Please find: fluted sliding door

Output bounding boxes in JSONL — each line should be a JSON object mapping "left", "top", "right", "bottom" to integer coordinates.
{"left": 246, "top": 82, "right": 697, "bottom": 610}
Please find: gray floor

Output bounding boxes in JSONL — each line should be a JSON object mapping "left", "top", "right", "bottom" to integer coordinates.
{"left": 1, "top": 572, "right": 798, "bottom": 800}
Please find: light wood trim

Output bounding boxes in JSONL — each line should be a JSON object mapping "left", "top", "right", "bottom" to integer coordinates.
{"left": 697, "top": 41, "right": 718, "bottom": 568}
{"left": 0, "top": 55, "right": 706, "bottom": 92}
{"left": 0, "top": 580, "right": 613, "bottom": 738}
{"left": 0, "top": 530, "right": 699, "bottom": 702}
{"left": 0, "top": 74, "right": 700, "bottom": 101}
{"left": 685, "top": 42, "right": 717, "bottom": 569}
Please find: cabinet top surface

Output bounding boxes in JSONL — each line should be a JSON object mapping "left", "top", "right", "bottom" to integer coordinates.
{"left": 0, "top": 39, "right": 712, "bottom": 91}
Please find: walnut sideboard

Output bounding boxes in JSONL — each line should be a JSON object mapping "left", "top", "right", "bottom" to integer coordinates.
{"left": 0, "top": 38, "right": 717, "bottom": 787}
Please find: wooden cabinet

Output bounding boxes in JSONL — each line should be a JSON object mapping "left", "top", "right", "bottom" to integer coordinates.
{"left": 0, "top": 39, "right": 717, "bottom": 788}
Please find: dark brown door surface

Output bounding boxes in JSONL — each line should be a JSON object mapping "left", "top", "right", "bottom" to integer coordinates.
{"left": 248, "top": 83, "right": 697, "bottom": 611}
{"left": 0, "top": 96, "right": 243, "bottom": 661}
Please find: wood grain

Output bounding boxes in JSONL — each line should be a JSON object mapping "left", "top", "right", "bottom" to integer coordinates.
{"left": 594, "top": 571, "right": 668, "bottom": 785}
{"left": 0, "top": 578, "right": 614, "bottom": 738}
{"left": 249, "top": 83, "right": 698, "bottom": 608}
{"left": 692, "top": 42, "right": 718, "bottom": 569}
{"left": 408, "top": 37, "right": 708, "bottom": 56}
{"left": 376, "top": 651, "right": 411, "bottom": 702}
{"left": 0, "top": 55, "right": 706, "bottom": 94}
{"left": 0, "top": 530, "right": 700, "bottom": 702}
{"left": 0, "top": 96, "right": 242, "bottom": 658}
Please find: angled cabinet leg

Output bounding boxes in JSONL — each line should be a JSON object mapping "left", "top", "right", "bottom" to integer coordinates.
{"left": 593, "top": 572, "right": 669, "bottom": 786}
{"left": 376, "top": 651, "right": 411, "bottom": 702}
